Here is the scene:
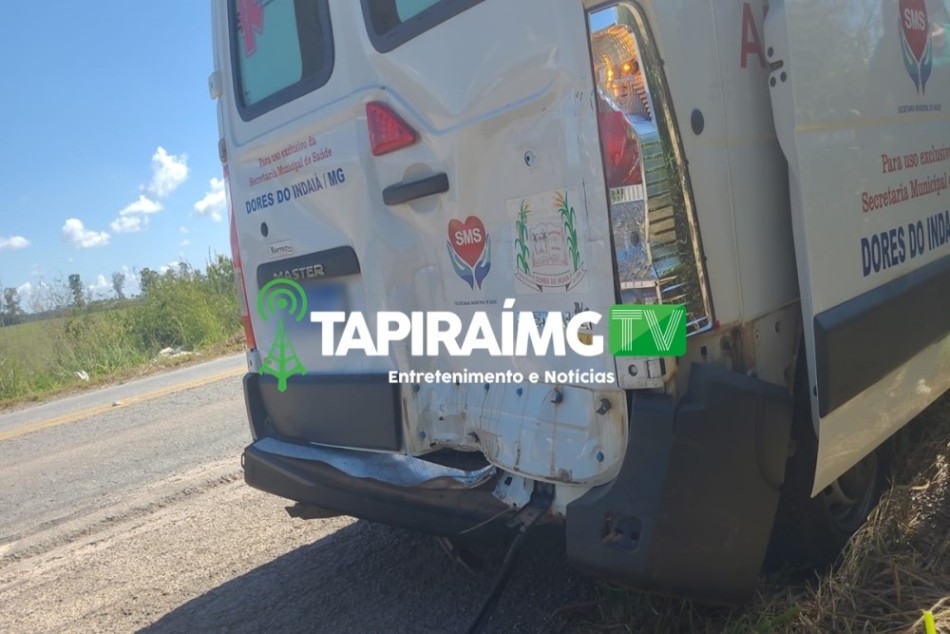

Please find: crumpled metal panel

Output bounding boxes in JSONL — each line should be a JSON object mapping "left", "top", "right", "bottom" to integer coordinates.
{"left": 408, "top": 381, "right": 627, "bottom": 487}
{"left": 252, "top": 437, "right": 495, "bottom": 490}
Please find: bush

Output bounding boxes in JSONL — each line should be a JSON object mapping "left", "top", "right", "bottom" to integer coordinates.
{"left": 57, "top": 310, "right": 147, "bottom": 376}
{"left": 131, "top": 257, "right": 240, "bottom": 352}
{"left": 0, "top": 254, "right": 241, "bottom": 404}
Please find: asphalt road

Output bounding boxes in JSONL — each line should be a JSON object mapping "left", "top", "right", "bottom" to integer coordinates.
{"left": 0, "top": 355, "right": 598, "bottom": 634}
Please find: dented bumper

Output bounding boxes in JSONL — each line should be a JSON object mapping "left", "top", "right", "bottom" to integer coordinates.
{"left": 565, "top": 363, "right": 794, "bottom": 604}
{"left": 243, "top": 438, "right": 511, "bottom": 537}
{"left": 242, "top": 364, "right": 794, "bottom": 603}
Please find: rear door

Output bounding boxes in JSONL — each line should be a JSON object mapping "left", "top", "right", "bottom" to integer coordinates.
{"left": 765, "top": 0, "right": 950, "bottom": 493}
{"left": 214, "top": 0, "right": 626, "bottom": 484}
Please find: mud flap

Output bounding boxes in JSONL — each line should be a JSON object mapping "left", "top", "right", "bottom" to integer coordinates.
{"left": 565, "top": 363, "right": 793, "bottom": 604}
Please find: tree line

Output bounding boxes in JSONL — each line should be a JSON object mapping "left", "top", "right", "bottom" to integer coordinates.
{"left": 0, "top": 257, "right": 234, "bottom": 328}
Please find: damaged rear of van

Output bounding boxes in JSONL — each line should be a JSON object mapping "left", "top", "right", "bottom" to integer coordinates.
{"left": 210, "top": 0, "right": 950, "bottom": 602}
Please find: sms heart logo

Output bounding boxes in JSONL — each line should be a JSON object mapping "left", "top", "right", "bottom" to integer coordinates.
{"left": 899, "top": 0, "right": 933, "bottom": 93}
{"left": 447, "top": 216, "right": 491, "bottom": 290}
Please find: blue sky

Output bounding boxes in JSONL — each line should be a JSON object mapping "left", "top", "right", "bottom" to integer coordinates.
{"left": 0, "top": 1, "right": 228, "bottom": 310}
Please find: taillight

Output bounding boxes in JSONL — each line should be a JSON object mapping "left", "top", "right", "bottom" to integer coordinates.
{"left": 600, "top": 111, "right": 628, "bottom": 167}
{"left": 366, "top": 101, "right": 418, "bottom": 156}
{"left": 598, "top": 109, "right": 642, "bottom": 187}
{"left": 225, "top": 166, "right": 257, "bottom": 350}
{"left": 589, "top": 13, "right": 712, "bottom": 340}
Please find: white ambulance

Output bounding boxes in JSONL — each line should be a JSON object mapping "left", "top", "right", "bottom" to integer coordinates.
{"left": 210, "top": 0, "right": 950, "bottom": 602}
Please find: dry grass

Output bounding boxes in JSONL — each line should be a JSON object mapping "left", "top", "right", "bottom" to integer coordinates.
{"left": 585, "top": 392, "right": 950, "bottom": 634}
{"left": 0, "top": 336, "right": 245, "bottom": 413}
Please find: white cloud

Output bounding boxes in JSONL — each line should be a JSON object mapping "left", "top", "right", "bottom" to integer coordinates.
{"left": 194, "top": 178, "right": 225, "bottom": 222}
{"left": 119, "top": 265, "right": 141, "bottom": 296}
{"left": 110, "top": 215, "right": 147, "bottom": 234}
{"left": 119, "top": 195, "right": 163, "bottom": 216}
{"left": 14, "top": 282, "right": 32, "bottom": 312}
{"left": 179, "top": 225, "right": 189, "bottom": 234}
{"left": 28, "top": 282, "right": 50, "bottom": 313}
{"left": 147, "top": 147, "right": 189, "bottom": 198}
{"left": 109, "top": 195, "right": 162, "bottom": 234}
{"left": 180, "top": 239, "right": 191, "bottom": 247}
{"left": 0, "top": 235, "right": 31, "bottom": 251}
{"left": 88, "top": 274, "right": 110, "bottom": 294}
{"left": 158, "top": 261, "right": 181, "bottom": 275}
{"left": 62, "top": 218, "right": 110, "bottom": 249}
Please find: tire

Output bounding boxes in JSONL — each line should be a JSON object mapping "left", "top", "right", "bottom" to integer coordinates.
{"left": 765, "top": 355, "right": 892, "bottom": 571}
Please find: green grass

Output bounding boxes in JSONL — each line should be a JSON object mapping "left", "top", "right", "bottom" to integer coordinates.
{"left": 0, "top": 318, "right": 68, "bottom": 400}
{"left": 0, "top": 318, "right": 64, "bottom": 369}
{"left": 0, "top": 256, "right": 241, "bottom": 406}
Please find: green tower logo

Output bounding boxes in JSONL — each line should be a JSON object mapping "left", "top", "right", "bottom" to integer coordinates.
{"left": 257, "top": 278, "right": 308, "bottom": 392}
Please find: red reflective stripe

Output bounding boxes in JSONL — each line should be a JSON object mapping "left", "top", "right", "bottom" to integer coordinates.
{"left": 366, "top": 101, "right": 418, "bottom": 156}
{"left": 225, "top": 165, "right": 257, "bottom": 350}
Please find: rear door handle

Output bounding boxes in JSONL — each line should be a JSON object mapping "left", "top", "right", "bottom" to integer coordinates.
{"left": 382, "top": 173, "right": 449, "bottom": 205}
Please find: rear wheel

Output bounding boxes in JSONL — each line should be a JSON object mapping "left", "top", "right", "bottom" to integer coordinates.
{"left": 765, "top": 357, "right": 891, "bottom": 571}
{"left": 820, "top": 450, "right": 881, "bottom": 533}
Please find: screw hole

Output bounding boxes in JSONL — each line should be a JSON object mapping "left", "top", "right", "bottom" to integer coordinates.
{"left": 690, "top": 109, "right": 705, "bottom": 135}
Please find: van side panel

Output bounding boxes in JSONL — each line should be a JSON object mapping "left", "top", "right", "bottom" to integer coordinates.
{"left": 765, "top": 0, "right": 950, "bottom": 493}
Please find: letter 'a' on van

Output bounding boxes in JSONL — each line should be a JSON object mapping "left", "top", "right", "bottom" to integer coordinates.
{"left": 211, "top": 0, "right": 949, "bottom": 604}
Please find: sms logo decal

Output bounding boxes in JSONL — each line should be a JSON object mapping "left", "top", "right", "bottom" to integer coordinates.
{"left": 447, "top": 216, "right": 491, "bottom": 290}
{"left": 900, "top": 0, "right": 933, "bottom": 94}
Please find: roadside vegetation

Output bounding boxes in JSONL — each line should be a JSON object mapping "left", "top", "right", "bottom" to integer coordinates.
{"left": 581, "top": 393, "right": 949, "bottom": 633}
{"left": 0, "top": 254, "right": 241, "bottom": 406}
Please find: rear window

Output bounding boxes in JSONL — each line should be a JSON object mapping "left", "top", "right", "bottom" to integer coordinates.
{"left": 362, "top": 0, "right": 485, "bottom": 53}
{"left": 229, "top": 0, "right": 334, "bottom": 121}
